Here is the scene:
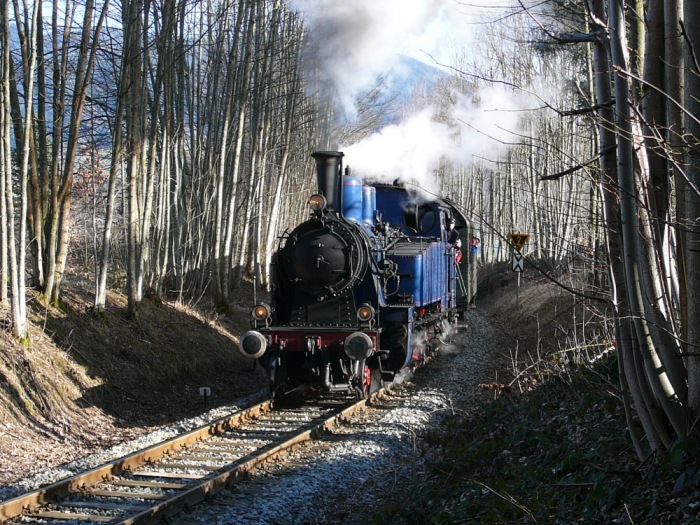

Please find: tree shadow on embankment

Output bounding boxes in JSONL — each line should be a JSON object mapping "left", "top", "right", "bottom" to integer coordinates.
{"left": 16, "top": 281, "right": 268, "bottom": 431}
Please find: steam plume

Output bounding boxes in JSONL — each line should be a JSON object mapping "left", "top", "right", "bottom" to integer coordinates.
{"left": 290, "top": 0, "right": 530, "bottom": 194}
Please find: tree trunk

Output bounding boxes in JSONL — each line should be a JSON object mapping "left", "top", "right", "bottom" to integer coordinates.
{"left": 0, "top": 0, "right": 11, "bottom": 305}
{"left": 94, "top": 97, "right": 124, "bottom": 312}
{"left": 123, "top": 0, "right": 146, "bottom": 318}
{"left": 609, "top": 0, "right": 687, "bottom": 439}
{"left": 683, "top": 0, "right": 700, "bottom": 417}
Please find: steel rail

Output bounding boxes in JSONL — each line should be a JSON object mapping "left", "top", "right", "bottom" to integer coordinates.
{"left": 0, "top": 399, "right": 274, "bottom": 522}
{"left": 115, "top": 394, "right": 377, "bottom": 525}
{"left": 0, "top": 393, "right": 378, "bottom": 524}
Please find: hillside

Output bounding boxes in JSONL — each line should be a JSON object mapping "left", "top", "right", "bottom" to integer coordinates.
{"left": 0, "top": 278, "right": 268, "bottom": 484}
{"left": 374, "top": 265, "right": 700, "bottom": 524}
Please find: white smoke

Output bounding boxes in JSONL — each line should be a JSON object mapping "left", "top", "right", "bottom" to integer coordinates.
{"left": 340, "top": 106, "right": 452, "bottom": 195}
{"left": 290, "top": 0, "right": 533, "bottom": 194}
{"left": 341, "top": 87, "right": 527, "bottom": 197}
{"left": 290, "top": 0, "right": 462, "bottom": 117}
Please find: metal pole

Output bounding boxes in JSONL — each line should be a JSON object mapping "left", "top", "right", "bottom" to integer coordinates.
{"left": 516, "top": 250, "right": 520, "bottom": 306}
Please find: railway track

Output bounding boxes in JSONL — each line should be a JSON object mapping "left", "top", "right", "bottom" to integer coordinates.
{"left": 0, "top": 393, "right": 381, "bottom": 524}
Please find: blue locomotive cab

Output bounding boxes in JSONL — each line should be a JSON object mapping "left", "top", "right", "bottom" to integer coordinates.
{"left": 374, "top": 185, "right": 441, "bottom": 237}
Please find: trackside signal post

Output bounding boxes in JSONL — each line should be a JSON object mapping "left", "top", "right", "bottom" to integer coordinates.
{"left": 509, "top": 233, "right": 529, "bottom": 303}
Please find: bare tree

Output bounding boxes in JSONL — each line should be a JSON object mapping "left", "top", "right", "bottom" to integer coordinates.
{"left": 571, "top": 0, "right": 700, "bottom": 452}
{"left": 683, "top": 0, "right": 700, "bottom": 417}
{"left": 472, "top": 0, "right": 700, "bottom": 454}
{"left": 0, "top": 0, "right": 11, "bottom": 307}
{"left": 1, "top": 0, "right": 41, "bottom": 339}
{"left": 10, "top": 0, "right": 110, "bottom": 309}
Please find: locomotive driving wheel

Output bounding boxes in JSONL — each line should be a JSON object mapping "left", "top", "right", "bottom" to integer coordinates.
{"left": 354, "top": 359, "right": 372, "bottom": 399}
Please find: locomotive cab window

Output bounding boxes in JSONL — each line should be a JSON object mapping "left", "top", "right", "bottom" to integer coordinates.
{"left": 404, "top": 204, "right": 436, "bottom": 234}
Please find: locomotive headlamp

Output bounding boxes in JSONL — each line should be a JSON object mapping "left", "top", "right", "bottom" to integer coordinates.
{"left": 252, "top": 303, "right": 271, "bottom": 321}
{"left": 308, "top": 194, "right": 327, "bottom": 212}
{"left": 356, "top": 304, "right": 375, "bottom": 322}
{"left": 344, "top": 332, "right": 374, "bottom": 360}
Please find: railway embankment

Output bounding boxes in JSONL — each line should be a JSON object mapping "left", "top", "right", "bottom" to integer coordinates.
{"left": 0, "top": 279, "right": 268, "bottom": 486}
{"left": 370, "top": 264, "right": 700, "bottom": 525}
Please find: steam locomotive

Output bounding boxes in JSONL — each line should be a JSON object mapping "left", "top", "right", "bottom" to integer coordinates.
{"left": 237, "top": 151, "right": 476, "bottom": 399}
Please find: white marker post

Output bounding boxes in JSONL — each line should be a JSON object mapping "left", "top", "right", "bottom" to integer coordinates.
{"left": 509, "top": 233, "right": 530, "bottom": 304}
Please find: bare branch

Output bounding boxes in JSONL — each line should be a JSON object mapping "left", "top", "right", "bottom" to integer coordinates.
{"left": 540, "top": 146, "right": 616, "bottom": 181}
{"left": 680, "top": 20, "right": 700, "bottom": 75}
{"left": 561, "top": 99, "right": 616, "bottom": 116}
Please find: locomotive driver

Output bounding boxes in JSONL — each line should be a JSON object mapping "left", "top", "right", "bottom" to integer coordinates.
{"left": 446, "top": 217, "right": 459, "bottom": 245}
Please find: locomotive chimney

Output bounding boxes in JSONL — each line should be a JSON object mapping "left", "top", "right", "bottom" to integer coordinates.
{"left": 311, "top": 151, "right": 344, "bottom": 211}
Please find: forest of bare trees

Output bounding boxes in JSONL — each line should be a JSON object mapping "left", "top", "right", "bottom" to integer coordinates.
{"left": 1, "top": 0, "right": 699, "bottom": 458}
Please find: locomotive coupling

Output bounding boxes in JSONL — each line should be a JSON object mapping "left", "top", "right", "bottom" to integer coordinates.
{"left": 238, "top": 331, "right": 267, "bottom": 359}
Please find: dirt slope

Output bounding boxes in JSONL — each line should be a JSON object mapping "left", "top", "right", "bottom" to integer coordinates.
{"left": 0, "top": 281, "right": 267, "bottom": 484}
